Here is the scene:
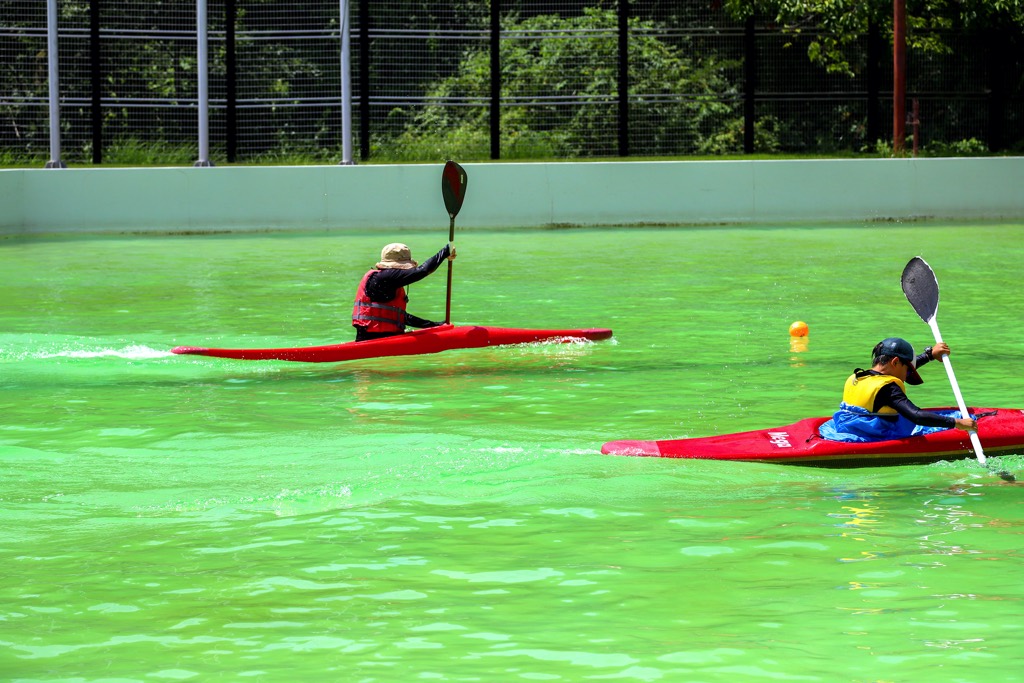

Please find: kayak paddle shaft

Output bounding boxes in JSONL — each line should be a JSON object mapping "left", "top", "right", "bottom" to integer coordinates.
{"left": 927, "top": 319, "right": 986, "bottom": 464}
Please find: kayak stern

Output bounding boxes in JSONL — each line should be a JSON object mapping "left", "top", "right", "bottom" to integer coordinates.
{"left": 601, "top": 440, "right": 660, "bottom": 457}
{"left": 171, "top": 346, "right": 207, "bottom": 355}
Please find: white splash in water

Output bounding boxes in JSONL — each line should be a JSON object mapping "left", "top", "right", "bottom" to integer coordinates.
{"left": 40, "top": 345, "right": 174, "bottom": 360}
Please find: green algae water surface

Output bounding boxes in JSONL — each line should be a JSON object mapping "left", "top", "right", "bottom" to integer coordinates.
{"left": 2, "top": 224, "right": 1024, "bottom": 682}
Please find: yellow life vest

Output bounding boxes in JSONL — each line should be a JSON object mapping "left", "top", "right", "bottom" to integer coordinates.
{"left": 841, "top": 371, "right": 906, "bottom": 415}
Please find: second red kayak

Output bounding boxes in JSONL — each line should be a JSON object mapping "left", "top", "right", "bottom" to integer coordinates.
{"left": 601, "top": 407, "right": 1024, "bottom": 467}
{"left": 172, "top": 324, "right": 613, "bottom": 363}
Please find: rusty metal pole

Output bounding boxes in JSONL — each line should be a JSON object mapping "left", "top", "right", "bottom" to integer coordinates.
{"left": 893, "top": 0, "right": 907, "bottom": 154}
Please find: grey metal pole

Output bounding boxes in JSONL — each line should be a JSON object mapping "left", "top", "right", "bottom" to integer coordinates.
{"left": 45, "top": 0, "right": 66, "bottom": 168}
{"left": 339, "top": 0, "right": 354, "bottom": 164}
{"left": 194, "top": 0, "right": 213, "bottom": 166}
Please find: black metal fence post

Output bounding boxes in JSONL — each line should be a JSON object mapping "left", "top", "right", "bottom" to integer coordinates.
{"left": 743, "top": 15, "right": 756, "bottom": 154}
{"left": 617, "top": 0, "right": 629, "bottom": 157}
{"left": 90, "top": 0, "right": 102, "bottom": 164}
{"left": 490, "top": 0, "right": 500, "bottom": 160}
{"left": 225, "top": 0, "right": 236, "bottom": 162}
{"left": 359, "top": 0, "right": 370, "bottom": 160}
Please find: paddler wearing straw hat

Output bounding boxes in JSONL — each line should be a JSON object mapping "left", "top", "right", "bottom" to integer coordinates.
{"left": 352, "top": 242, "right": 456, "bottom": 342}
{"left": 819, "top": 337, "right": 977, "bottom": 442}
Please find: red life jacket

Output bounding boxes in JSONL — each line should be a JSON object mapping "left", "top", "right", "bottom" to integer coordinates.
{"left": 352, "top": 270, "right": 408, "bottom": 333}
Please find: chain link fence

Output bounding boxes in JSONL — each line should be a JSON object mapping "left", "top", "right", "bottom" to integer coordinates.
{"left": 2, "top": 0, "right": 1022, "bottom": 165}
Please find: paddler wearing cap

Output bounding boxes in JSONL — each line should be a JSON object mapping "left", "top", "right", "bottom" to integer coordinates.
{"left": 352, "top": 242, "right": 456, "bottom": 342}
{"left": 819, "top": 337, "right": 977, "bottom": 443}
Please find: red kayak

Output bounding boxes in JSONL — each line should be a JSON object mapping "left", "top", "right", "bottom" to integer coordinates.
{"left": 601, "top": 408, "right": 1024, "bottom": 467}
{"left": 172, "top": 324, "right": 612, "bottom": 363}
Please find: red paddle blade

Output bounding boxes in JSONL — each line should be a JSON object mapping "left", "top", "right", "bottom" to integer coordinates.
{"left": 442, "top": 160, "right": 468, "bottom": 220}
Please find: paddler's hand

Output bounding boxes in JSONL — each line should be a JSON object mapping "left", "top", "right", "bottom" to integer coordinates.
{"left": 954, "top": 416, "right": 977, "bottom": 432}
{"left": 447, "top": 246, "right": 457, "bottom": 262}
{"left": 930, "top": 342, "right": 950, "bottom": 361}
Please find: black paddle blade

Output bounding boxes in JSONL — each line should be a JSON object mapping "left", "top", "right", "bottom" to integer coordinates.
{"left": 901, "top": 256, "right": 940, "bottom": 324}
{"left": 441, "top": 160, "right": 468, "bottom": 220}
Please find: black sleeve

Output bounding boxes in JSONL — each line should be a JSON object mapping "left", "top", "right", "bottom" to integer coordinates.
{"left": 405, "top": 313, "right": 443, "bottom": 329}
{"left": 874, "top": 382, "right": 957, "bottom": 428}
{"left": 364, "top": 244, "right": 451, "bottom": 302}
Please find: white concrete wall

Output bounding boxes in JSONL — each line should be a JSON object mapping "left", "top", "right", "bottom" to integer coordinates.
{"left": 2, "top": 158, "right": 1023, "bottom": 234}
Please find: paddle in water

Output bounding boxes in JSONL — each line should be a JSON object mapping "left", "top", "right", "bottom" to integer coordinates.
{"left": 901, "top": 256, "right": 1015, "bottom": 482}
{"left": 441, "top": 160, "right": 467, "bottom": 325}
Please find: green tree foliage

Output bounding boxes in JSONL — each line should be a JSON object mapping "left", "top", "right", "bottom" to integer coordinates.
{"left": 376, "top": 7, "right": 738, "bottom": 160}
{"left": 722, "top": 0, "right": 1024, "bottom": 77}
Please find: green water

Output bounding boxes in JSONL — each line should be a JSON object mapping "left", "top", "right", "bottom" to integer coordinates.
{"left": 2, "top": 224, "right": 1024, "bottom": 682}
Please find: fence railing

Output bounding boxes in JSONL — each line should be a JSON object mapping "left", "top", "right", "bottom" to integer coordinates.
{"left": 2, "top": 0, "right": 1020, "bottom": 167}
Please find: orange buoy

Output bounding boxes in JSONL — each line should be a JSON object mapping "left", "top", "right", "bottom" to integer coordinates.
{"left": 789, "top": 321, "right": 809, "bottom": 337}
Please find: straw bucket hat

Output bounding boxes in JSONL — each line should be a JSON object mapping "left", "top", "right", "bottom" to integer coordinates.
{"left": 376, "top": 243, "right": 418, "bottom": 270}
